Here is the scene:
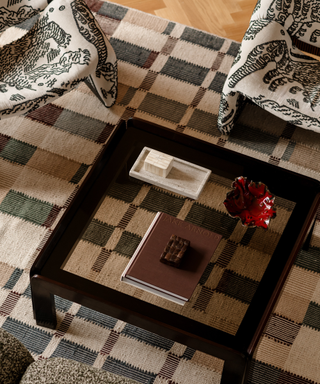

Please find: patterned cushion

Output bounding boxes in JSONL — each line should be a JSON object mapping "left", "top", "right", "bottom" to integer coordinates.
{"left": 20, "top": 358, "right": 140, "bottom": 384}
{"left": 0, "top": 329, "right": 34, "bottom": 384}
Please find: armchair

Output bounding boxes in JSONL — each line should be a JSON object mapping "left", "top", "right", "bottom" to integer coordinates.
{"left": 0, "top": 0, "right": 117, "bottom": 120}
{"left": 218, "top": 0, "right": 320, "bottom": 134}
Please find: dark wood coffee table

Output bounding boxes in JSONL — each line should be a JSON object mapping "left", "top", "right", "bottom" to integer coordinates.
{"left": 30, "top": 118, "right": 320, "bottom": 384}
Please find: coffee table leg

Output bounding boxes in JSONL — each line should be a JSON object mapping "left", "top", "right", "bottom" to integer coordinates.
{"left": 302, "top": 217, "right": 316, "bottom": 251}
{"left": 30, "top": 276, "right": 57, "bottom": 329}
{"left": 220, "top": 354, "right": 249, "bottom": 384}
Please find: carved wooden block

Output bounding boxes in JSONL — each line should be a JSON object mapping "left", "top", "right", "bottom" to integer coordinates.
{"left": 144, "top": 149, "right": 174, "bottom": 177}
{"left": 160, "top": 234, "right": 190, "bottom": 268}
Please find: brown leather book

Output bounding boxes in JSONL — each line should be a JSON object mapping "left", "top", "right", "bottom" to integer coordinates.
{"left": 121, "top": 212, "right": 222, "bottom": 305}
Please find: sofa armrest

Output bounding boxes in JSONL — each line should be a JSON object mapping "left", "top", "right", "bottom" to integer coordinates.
{"left": 0, "top": 329, "right": 34, "bottom": 384}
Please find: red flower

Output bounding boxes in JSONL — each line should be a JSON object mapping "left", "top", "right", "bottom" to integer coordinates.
{"left": 224, "top": 176, "right": 276, "bottom": 229}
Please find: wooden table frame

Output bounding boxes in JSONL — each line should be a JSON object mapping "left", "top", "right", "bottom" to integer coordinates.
{"left": 30, "top": 118, "right": 320, "bottom": 384}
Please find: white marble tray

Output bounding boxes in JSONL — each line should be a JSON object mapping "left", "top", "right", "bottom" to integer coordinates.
{"left": 129, "top": 147, "right": 211, "bottom": 199}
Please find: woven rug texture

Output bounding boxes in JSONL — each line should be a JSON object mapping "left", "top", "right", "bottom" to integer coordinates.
{"left": 0, "top": 1, "right": 320, "bottom": 383}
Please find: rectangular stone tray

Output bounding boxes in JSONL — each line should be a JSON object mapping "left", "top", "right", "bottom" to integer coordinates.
{"left": 129, "top": 147, "right": 211, "bottom": 199}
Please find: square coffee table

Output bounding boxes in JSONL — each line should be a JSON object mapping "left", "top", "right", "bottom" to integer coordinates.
{"left": 30, "top": 117, "right": 320, "bottom": 384}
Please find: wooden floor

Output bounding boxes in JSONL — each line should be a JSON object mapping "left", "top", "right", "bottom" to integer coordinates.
{"left": 109, "top": 0, "right": 257, "bottom": 42}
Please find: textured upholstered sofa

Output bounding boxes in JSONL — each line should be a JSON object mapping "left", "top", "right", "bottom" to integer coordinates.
{"left": 0, "top": 329, "right": 139, "bottom": 384}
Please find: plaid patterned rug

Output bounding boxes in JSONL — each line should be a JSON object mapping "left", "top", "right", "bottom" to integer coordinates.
{"left": 1, "top": 1, "right": 320, "bottom": 383}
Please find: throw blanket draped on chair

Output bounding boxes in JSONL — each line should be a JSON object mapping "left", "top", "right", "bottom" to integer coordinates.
{"left": 218, "top": 0, "right": 320, "bottom": 134}
{"left": 0, "top": 0, "right": 117, "bottom": 119}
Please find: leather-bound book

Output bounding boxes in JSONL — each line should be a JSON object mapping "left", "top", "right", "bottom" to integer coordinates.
{"left": 120, "top": 212, "right": 222, "bottom": 305}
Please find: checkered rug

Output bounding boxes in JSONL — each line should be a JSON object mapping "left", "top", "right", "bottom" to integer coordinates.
{"left": 64, "top": 172, "right": 295, "bottom": 338}
{"left": 1, "top": 1, "right": 320, "bottom": 383}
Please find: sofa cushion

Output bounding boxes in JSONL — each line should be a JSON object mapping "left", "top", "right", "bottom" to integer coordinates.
{"left": 20, "top": 357, "right": 140, "bottom": 384}
{"left": 0, "top": 329, "right": 34, "bottom": 384}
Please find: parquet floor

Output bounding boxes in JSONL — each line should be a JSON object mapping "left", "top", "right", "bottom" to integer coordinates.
{"left": 110, "top": 0, "right": 257, "bottom": 41}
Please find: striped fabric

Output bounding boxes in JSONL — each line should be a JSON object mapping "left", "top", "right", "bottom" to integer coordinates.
{"left": 0, "top": 1, "right": 320, "bottom": 383}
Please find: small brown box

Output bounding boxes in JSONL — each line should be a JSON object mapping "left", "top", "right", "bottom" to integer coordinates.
{"left": 160, "top": 234, "right": 190, "bottom": 268}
